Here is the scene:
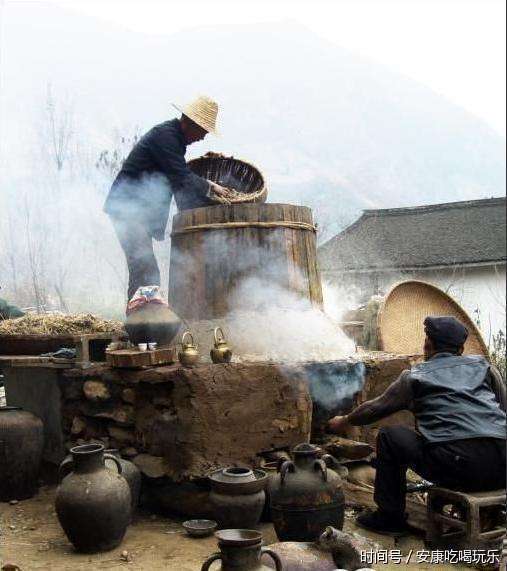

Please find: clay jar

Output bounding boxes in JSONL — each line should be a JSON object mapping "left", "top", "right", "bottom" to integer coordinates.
{"left": 125, "top": 303, "right": 181, "bottom": 346}
{"left": 0, "top": 406, "right": 44, "bottom": 501}
{"left": 201, "top": 530, "right": 283, "bottom": 571}
{"left": 259, "top": 460, "right": 286, "bottom": 523}
{"left": 269, "top": 443, "right": 345, "bottom": 542}
{"left": 56, "top": 444, "right": 131, "bottom": 553}
{"left": 104, "top": 449, "right": 142, "bottom": 515}
{"left": 209, "top": 467, "right": 267, "bottom": 529}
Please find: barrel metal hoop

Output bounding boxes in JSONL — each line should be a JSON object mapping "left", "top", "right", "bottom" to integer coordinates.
{"left": 171, "top": 221, "right": 317, "bottom": 237}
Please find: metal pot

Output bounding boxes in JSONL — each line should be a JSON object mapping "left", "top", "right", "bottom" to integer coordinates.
{"left": 210, "top": 467, "right": 267, "bottom": 529}
{"left": 269, "top": 443, "right": 345, "bottom": 542}
{"left": 201, "top": 530, "right": 282, "bottom": 571}
{"left": 0, "top": 406, "right": 44, "bottom": 501}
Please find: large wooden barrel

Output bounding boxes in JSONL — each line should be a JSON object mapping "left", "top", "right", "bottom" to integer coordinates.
{"left": 169, "top": 204, "right": 323, "bottom": 321}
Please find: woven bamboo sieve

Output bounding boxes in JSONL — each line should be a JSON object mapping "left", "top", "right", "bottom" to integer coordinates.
{"left": 188, "top": 152, "right": 267, "bottom": 204}
{"left": 377, "top": 280, "right": 489, "bottom": 357}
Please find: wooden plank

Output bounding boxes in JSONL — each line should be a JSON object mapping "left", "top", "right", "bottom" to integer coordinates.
{"left": 0, "top": 332, "right": 120, "bottom": 358}
{"left": 0, "top": 334, "right": 75, "bottom": 355}
{"left": 0, "top": 355, "right": 73, "bottom": 369}
{"left": 106, "top": 346, "right": 177, "bottom": 368}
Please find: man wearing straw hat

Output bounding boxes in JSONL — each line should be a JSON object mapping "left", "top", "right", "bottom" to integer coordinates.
{"left": 104, "top": 95, "right": 229, "bottom": 300}
{"left": 328, "top": 316, "right": 506, "bottom": 535}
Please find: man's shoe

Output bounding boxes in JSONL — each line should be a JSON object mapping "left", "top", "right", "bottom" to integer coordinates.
{"left": 356, "top": 509, "right": 408, "bottom": 536}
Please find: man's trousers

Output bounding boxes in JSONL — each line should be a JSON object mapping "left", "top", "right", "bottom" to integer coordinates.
{"left": 374, "top": 425, "right": 506, "bottom": 518}
{"left": 111, "top": 218, "right": 160, "bottom": 301}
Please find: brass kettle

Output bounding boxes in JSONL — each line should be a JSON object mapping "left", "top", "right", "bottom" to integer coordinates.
{"left": 210, "top": 327, "right": 232, "bottom": 364}
{"left": 178, "top": 330, "right": 200, "bottom": 367}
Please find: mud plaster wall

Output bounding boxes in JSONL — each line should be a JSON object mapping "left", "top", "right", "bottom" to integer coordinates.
{"left": 57, "top": 354, "right": 419, "bottom": 481}
{"left": 60, "top": 362, "right": 313, "bottom": 482}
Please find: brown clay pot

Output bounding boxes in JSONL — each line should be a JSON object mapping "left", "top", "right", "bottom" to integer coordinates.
{"left": 125, "top": 303, "right": 181, "bottom": 346}
{"left": 104, "top": 449, "right": 142, "bottom": 515}
{"left": 0, "top": 406, "right": 44, "bottom": 501}
{"left": 269, "top": 444, "right": 345, "bottom": 542}
{"left": 209, "top": 467, "right": 267, "bottom": 529}
{"left": 56, "top": 444, "right": 131, "bottom": 553}
{"left": 201, "top": 530, "right": 283, "bottom": 571}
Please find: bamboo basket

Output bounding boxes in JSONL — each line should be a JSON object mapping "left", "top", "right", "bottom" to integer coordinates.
{"left": 188, "top": 152, "right": 267, "bottom": 204}
{"left": 377, "top": 280, "right": 489, "bottom": 357}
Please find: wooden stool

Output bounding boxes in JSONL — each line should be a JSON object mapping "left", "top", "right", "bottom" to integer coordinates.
{"left": 426, "top": 487, "right": 506, "bottom": 548}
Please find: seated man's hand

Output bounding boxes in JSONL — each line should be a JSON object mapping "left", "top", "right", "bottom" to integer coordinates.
{"left": 327, "top": 415, "right": 351, "bottom": 434}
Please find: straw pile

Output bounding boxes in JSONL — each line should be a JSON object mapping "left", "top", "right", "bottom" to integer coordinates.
{"left": 0, "top": 313, "right": 124, "bottom": 336}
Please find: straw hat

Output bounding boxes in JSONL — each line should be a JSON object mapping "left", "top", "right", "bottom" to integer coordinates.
{"left": 172, "top": 95, "right": 220, "bottom": 135}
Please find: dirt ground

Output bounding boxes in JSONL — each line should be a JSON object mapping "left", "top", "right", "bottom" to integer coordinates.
{"left": 0, "top": 487, "right": 476, "bottom": 570}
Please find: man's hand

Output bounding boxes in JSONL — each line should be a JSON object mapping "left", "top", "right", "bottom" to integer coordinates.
{"left": 208, "top": 181, "right": 231, "bottom": 203}
{"left": 327, "top": 415, "right": 351, "bottom": 434}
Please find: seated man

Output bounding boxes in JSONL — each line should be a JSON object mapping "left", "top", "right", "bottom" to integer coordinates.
{"left": 328, "top": 316, "right": 506, "bottom": 535}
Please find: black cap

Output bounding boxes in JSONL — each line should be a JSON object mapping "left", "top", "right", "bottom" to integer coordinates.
{"left": 424, "top": 316, "right": 469, "bottom": 348}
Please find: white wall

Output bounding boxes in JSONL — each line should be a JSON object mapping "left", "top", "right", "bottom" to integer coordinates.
{"left": 377, "top": 264, "right": 506, "bottom": 346}
{"left": 323, "top": 263, "right": 506, "bottom": 347}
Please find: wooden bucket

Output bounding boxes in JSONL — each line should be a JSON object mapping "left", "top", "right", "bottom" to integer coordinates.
{"left": 168, "top": 204, "right": 323, "bottom": 320}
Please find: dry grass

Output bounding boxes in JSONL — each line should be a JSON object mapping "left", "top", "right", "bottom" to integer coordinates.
{"left": 0, "top": 313, "right": 124, "bottom": 336}
{"left": 210, "top": 186, "right": 254, "bottom": 204}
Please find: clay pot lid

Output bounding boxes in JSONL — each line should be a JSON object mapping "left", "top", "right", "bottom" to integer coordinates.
{"left": 210, "top": 467, "right": 256, "bottom": 483}
{"left": 215, "top": 529, "right": 262, "bottom": 547}
{"left": 210, "top": 467, "right": 267, "bottom": 495}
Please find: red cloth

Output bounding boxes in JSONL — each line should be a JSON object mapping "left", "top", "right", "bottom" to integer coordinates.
{"left": 126, "top": 296, "right": 167, "bottom": 316}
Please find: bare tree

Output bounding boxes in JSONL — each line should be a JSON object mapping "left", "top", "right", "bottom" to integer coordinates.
{"left": 22, "top": 194, "right": 47, "bottom": 311}
{"left": 95, "top": 128, "right": 141, "bottom": 179}
{"left": 45, "top": 83, "right": 74, "bottom": 173}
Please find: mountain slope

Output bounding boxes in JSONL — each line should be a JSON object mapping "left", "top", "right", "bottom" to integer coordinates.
{"left": 1, "top": 3, "right": 505, "bottom": 237}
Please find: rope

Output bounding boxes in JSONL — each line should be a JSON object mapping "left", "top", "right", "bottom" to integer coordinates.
{"left": 171, "top": 220, "right": 317, "bottom": 236}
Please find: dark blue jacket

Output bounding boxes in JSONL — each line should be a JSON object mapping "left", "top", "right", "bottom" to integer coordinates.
{"left": 104, "top": 119, "right": 210, "bottom": 240}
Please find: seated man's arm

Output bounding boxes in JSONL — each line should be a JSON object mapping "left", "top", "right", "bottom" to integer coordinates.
{"left": 487, "top": 365, "right": 506, "bottom": 413}
{"left": 329, "top": 370, "right": 414, "bottom": 432}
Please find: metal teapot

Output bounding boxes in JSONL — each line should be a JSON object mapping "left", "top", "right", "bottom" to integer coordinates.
{"left": 178, "top": 331, "right": 200, "bottom": 367}
{"left": 210, "top": 327, "right": 232, "bottom": 364}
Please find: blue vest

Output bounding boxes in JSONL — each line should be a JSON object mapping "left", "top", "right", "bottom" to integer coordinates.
{"left": 410, "top": 354, "right": 506, "bottom": 443}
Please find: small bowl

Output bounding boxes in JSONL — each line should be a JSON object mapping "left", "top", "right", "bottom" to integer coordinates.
{"left": 182, "top": 519, "right": 218, "bottom": 538}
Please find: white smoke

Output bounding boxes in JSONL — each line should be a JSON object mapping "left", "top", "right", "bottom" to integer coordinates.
{"left": 189, "top": 273, "right": 357, "bottom": 363}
